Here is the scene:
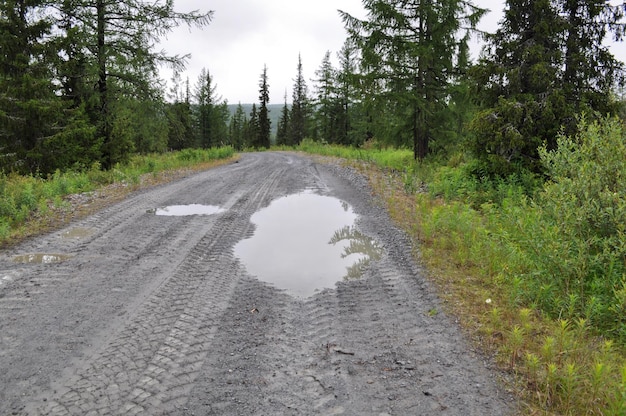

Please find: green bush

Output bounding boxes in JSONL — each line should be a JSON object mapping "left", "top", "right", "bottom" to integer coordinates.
{"left": 504, "top": 118, "right": 626, "bottom": 339}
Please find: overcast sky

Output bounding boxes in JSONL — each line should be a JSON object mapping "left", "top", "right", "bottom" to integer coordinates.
{"left": 158, "top": 0, "right": 625, "bottom": 104}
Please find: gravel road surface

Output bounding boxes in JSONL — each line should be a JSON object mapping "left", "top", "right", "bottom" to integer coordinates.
{"left": 0, "top": 152, "right": 512, "bottom": 415}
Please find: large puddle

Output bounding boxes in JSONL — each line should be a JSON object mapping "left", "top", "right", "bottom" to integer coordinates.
{"left": 234, "top": 192, "right": 382, "bottom": 297}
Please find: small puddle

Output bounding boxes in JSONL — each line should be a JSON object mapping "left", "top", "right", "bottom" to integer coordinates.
{"left": 13, "top": 253, "right": 73, "bottom": 264}
{"left": 61, "top": 227, "right": 94, "bottom": 239}
{"left": 234, "top": 192, "right": 382, "bottom": 297}
{"left": 152, "top": 204, "right": 224, "bottom": 216}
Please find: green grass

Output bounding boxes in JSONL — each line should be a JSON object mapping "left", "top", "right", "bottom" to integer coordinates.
{"left": 0, "top": 146, "right": 235, "bottom": 246}
{"left": 282, "top": 138, "right": 415, "bottom": 171}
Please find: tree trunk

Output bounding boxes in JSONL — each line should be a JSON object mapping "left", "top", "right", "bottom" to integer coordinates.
{"left": 97, "top": 0, "right": 110, "bottom": 168}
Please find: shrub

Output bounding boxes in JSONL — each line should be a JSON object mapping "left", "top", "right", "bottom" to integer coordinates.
{"left": 505, "top": 118, "right": 626, "bottom": 339}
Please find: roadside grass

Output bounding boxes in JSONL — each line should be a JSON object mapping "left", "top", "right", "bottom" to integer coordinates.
{"left": 296, "top": 123, "right": 626, "bottom": 416}
{"left": 0, "top": 146, "right": 236, "bottom": 247}
{"left": 277, "top": 138, "right": 415, "bottom": 172}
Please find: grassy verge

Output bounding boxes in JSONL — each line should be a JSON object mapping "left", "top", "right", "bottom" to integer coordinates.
{"left": 0, "top": 146, "right": 236, "bottom": 247}
{"left": 297, "top": 131, "right": 626, "bottom": 415}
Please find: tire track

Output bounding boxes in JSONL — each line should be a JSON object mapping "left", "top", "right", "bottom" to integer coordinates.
{"left": 28, "top": 164, "right": 288, "bottom": 415}
{"left": 1, "top": 153, "right": 512, "bottom": 415}
{"left": 180, "top": 153, "right": 512, "bottom": 416}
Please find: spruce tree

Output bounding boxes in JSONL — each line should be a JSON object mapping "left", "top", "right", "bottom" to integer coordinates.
{"left": 313, "top": 51, "right": 340, "bottom": 143}
{"left": 246, "top": 104, "right": 260, "bottom": 148}
{"left": 0, "top": 0, "right": 97, "bottom": 173}
{"left": 166, "top": 72, "right": 195, "bottom": 150}
{"left": 195, "top": 68, "right": 217, "bottom": 148}
{"left": 561, "top": 0, "right": 625, "bottom": 119}
{"left": 470, "top": 0, "right": 625, "bottom": 175}
{"left": 229, "top": 103, "right": 247, "bottom": 150}
{"left": 55, "top": 0, "right": 212, "bottom": 167}
{"left": 288, "top": 54, "right": 310, "bottom": 145}
{"left": 276, "top": 92, "right": 291, "bottom": 146}
{"left": 470, "top": 0, "right": 564, "bottom": 174}
{"left": 341, "top": 0, "right": 485, "bottom": 159}
{"left": 336, "top": 41, "right": 359, "bottom": 145}
{"left": 258, "top": 65, "right": 271, "bottom": 149}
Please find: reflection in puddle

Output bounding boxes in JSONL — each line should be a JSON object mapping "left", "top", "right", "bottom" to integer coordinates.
{"left": 153, "top": 204, "right": 224, "bottom": 216}
{"left": 234, "top": 192, "right": 382, "bottom": 297}
{"left": 61, "top": 227, "right": 94, "bottom": 239}
{"left": 13, "top": 253, "right": 73, "bottom": 264}
{"left": 330, "top": 226, "right": 383, "bottom": 279}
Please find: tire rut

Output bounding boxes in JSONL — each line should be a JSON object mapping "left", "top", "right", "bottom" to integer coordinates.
{"left": 1, "top": 152, "right": 513, "bottom": 415}
{"left": 26, "top": 164, "right": 289, "bottom": 415}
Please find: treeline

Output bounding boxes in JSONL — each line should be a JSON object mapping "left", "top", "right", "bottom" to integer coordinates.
{"left": 0, "top": 0, "right": 214, "bottom": 175}
{"left": 1, "top": 0, "right": 625, "bottom": 179}
{"left": 332, "top": 0, "right": 625, "bottom": 177}
{"left": 244, "top": 0, "right": 626, "bottom": 180}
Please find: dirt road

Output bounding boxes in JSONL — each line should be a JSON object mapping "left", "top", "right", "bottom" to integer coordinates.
{"left": 0, "top": 152, "right": 512, "bottom": 415}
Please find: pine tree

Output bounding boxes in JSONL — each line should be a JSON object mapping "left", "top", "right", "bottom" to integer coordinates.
{"left": 313, "top": 51, "right": 340, "bottom": 143}
{"left": 55, "top": 0, "right": 212, "bottom": 167}
{"left": 0, "top": 0, "right": 98, "bottom": 173}
{"left": 561, "top": 0, "right": 625, "bottom": 118}
{"left": 341, "top": 0, "right": 485, "bottom": 159}
{"left": 195, "top": 68, "right": 217, "bottom": 148}
{"left": 229, "top": 103, "right": 247, "bottom": 150}
{"left": 288, "top": 54, "right": 310, "bottom": 145}
{"left": 276, "top": 92, "right": 291, "bottom": 146}
{"left": 245, "top": 104, "right": 260, "bottom": 148}
{"left": 258, "top": 65, "right": 271, "bottom": 149}
{"left": 469, "top": 0, "right": 625, "bottom": 175}
{"left": 336, "top": 41, "right": 359, "bottom": 145}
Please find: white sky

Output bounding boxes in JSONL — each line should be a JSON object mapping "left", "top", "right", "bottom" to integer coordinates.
{"left": 158, "top": 0, "right": 626, "bottom": 104}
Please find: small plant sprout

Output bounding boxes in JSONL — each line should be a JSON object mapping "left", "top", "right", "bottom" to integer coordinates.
{"left": 519, "top": 308, "right": 532, "bottom": 332}
{"left": 525, "top": 352, "right": 541, "bottom": 382}
{"left": 508, "top": 325, "right": 526, "bottom": 368}
{"left": 541, "top": 336, "right": 557, "bottom": 363}
{"left": 545, "top": 362, "right": 559, "bottom": 408}
{"left": 489, "top": 306, "right": 502, "bottom": 330}
{"left": 590, "top": 361, "right": 608, "bottom": 407}
{"left": 562, "top": 362, "right": 579, "bottom": 412}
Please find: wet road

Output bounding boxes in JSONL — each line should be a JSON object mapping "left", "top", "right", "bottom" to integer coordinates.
{"left": 0, "top": 152, "right": 513, "bottom": 415}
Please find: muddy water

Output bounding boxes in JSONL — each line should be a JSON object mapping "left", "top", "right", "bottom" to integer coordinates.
{"left": 13, "top": 253, "right": 73, "bottom": 264}
{"left": 154, "top": 204, "right": 224, "bottom": 216}
{"left": 61, "top": 227, "right": 94, "bottom": 239}
{"left": 235, "top": 191, "right": 381, "bottom": 297}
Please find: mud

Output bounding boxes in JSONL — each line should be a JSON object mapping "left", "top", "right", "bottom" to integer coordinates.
{"left": 0, "top": 152, "right": 513, "bottom": 415}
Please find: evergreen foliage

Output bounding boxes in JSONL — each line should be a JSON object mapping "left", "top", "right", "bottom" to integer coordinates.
{"left": 276, "top": 93, "right": 291, "bottom": 146}
{"left": 470, "top": 0, "right": 625, "bottom": 176}
{"left": 257, "top": 65, "right": 271, "bottom": 149}
{"left": 336, "top": 41, "right": 360, "bottom": 145}
{"left": 0, "top": 0, "right": 95, "bottom": 173}
{"left": 0, "top": 0, "right": 212, "bottom": 173}
{"left": 245, "top": 104, "right": 260, "bottom": 148}
{"left": 288, "top": 54, "right": 310, "bottom": 145}
{"left": 340, "top": 0, "right": 485, "bottom": 160}
{"left": 194, "top": 68, "right": 229, "bottom": 148}
{"left": 229, "top": 103, "right": 247, "bottom": 151}
{"left": 166, "top": 72, "right": 196, "bottom": 150}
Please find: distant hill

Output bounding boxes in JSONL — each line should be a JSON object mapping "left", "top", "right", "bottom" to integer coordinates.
{"left": 227, "top": 103, "right": 287, "bottom": 137}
